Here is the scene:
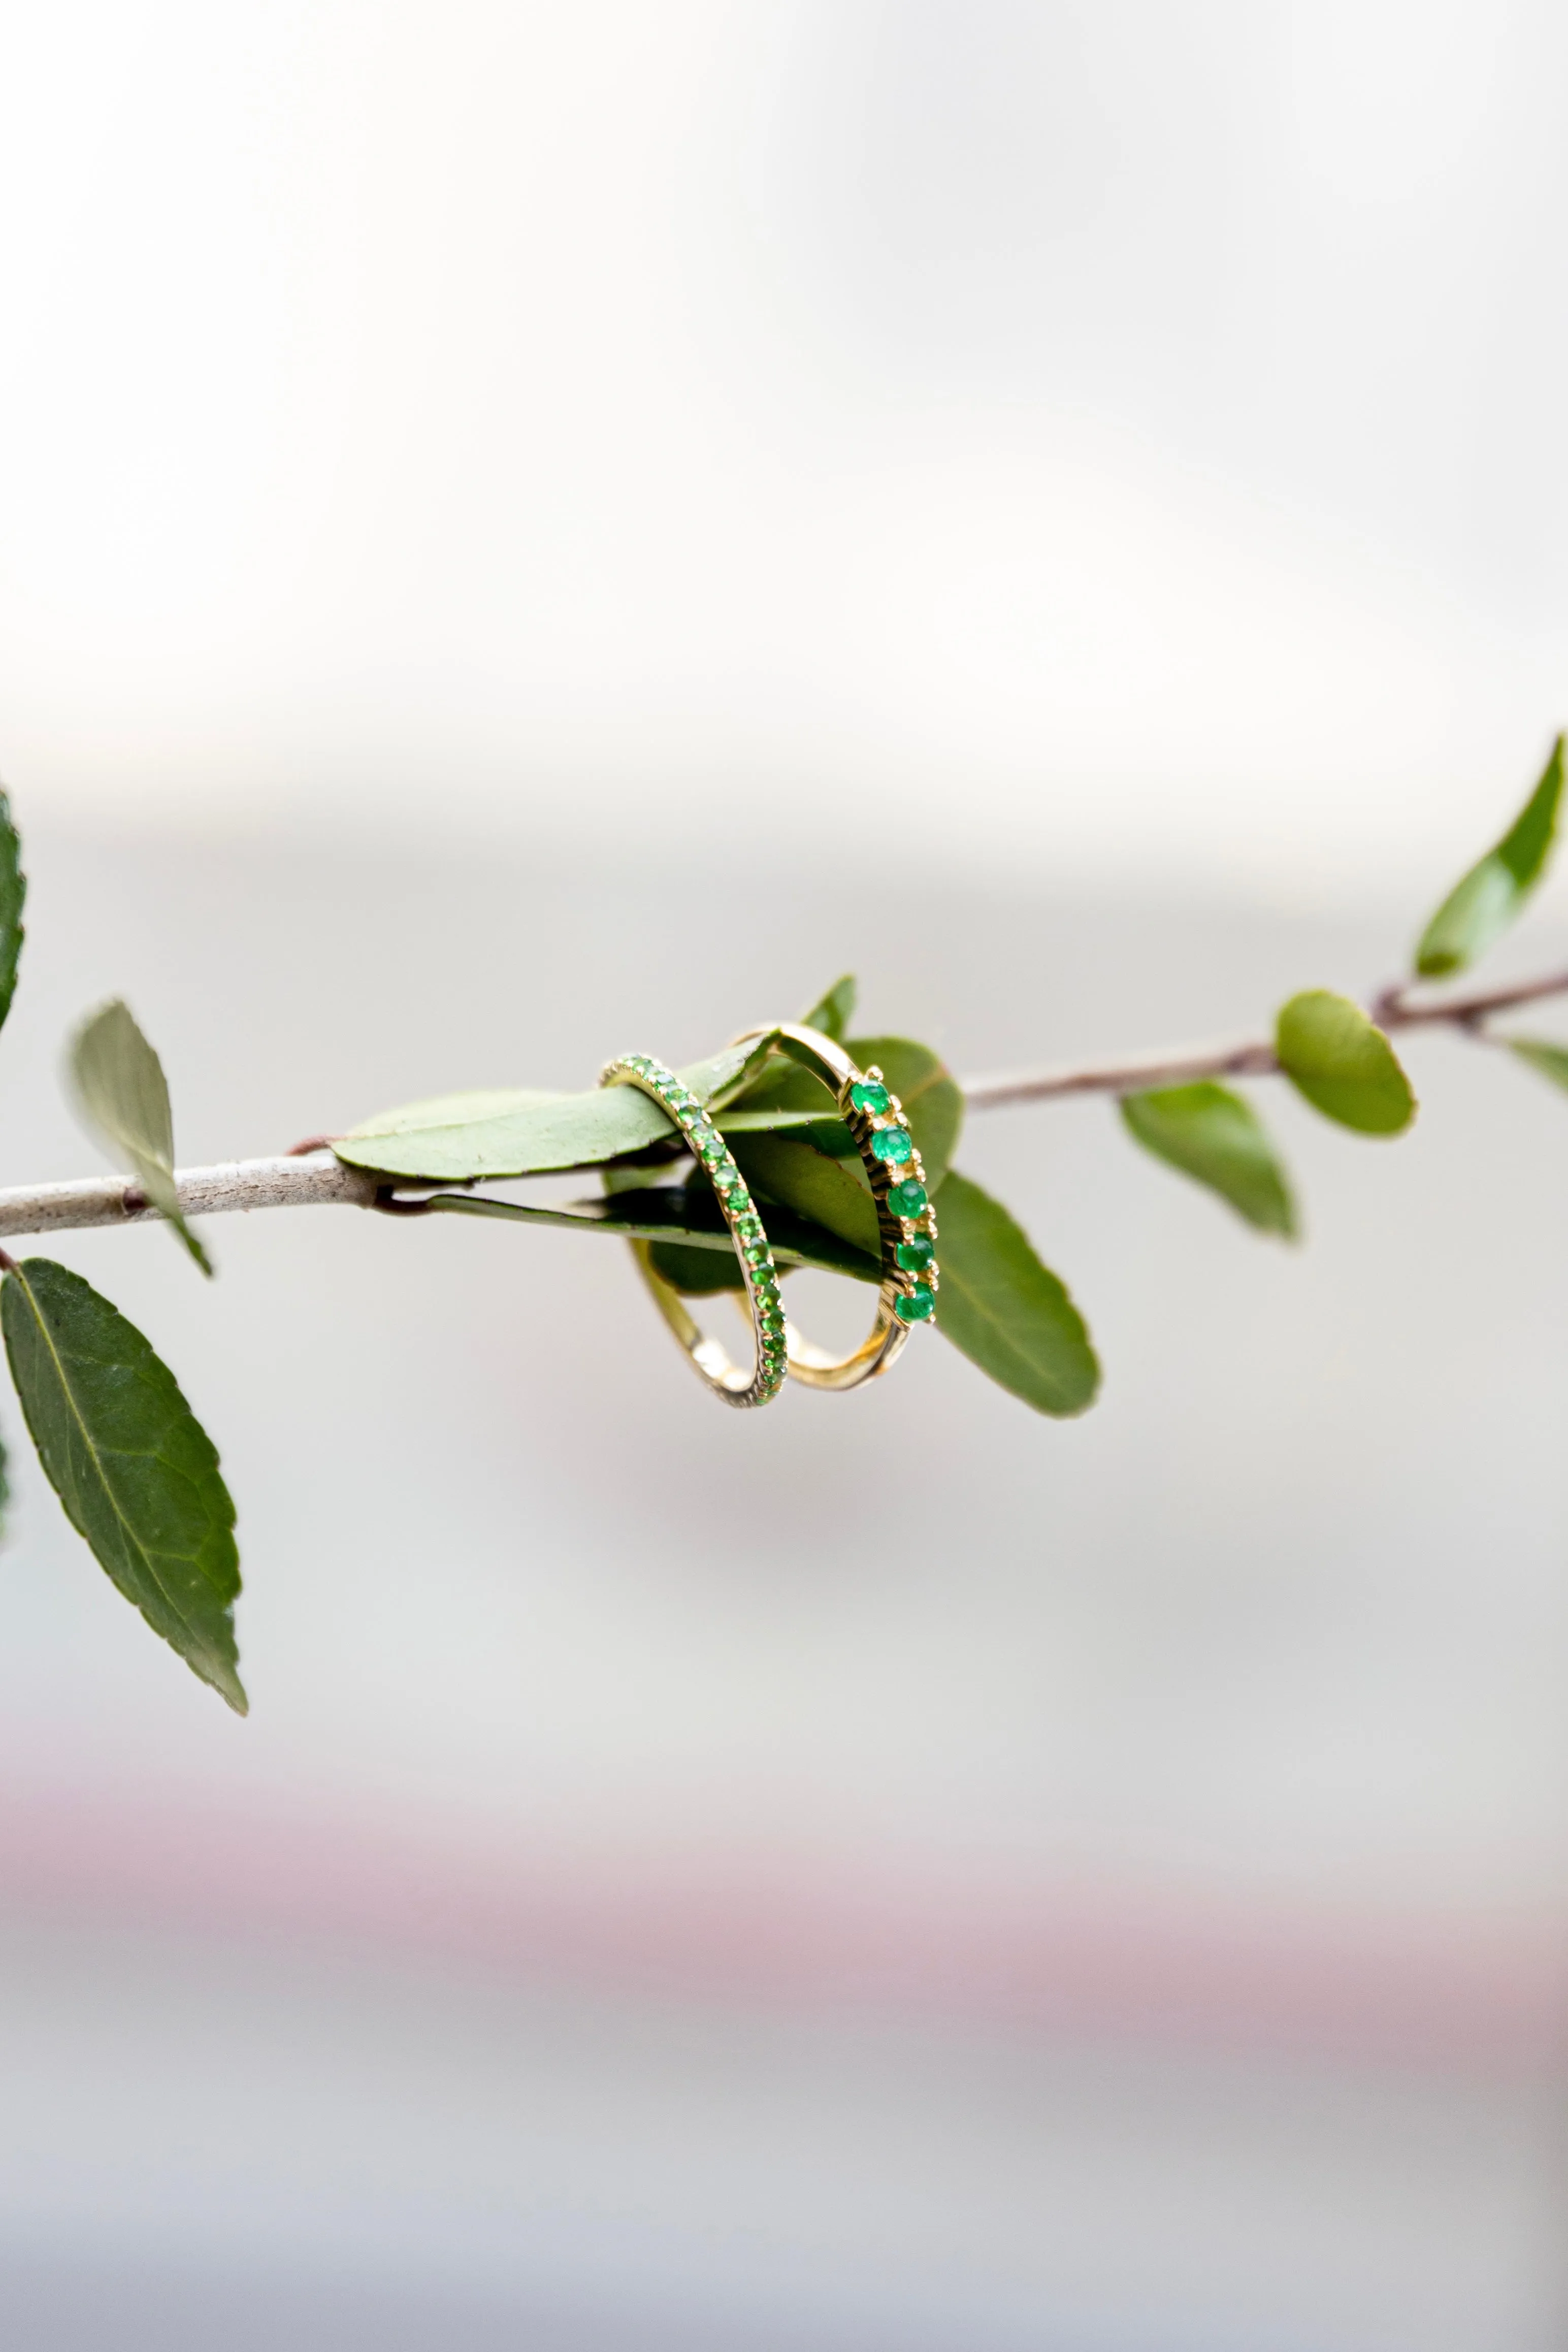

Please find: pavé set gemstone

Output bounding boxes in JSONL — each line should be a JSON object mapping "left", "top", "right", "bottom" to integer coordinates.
{"left": 603, "top": 1053, "right": 786, "bottom": 1402}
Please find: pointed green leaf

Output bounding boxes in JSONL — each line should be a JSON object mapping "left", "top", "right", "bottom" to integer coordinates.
{"left": 1505, "top": 1036, "right": 1568, "bottom": 1094}
{"left": 0, "top": 786, "right": 26, "bottom": 1035}
{"left": 424, "top": 1182, "right": 881, "bottom": 1285}
{"left": 334, "top": 1032, "right": 781, "bottom": 1182}
{"left": 1119, "top": 1082, "right": 1297, "bottom": 1237}
{"left": 70, "top": 999, "right": 213, "bottom": 1275}
{"left": 1275, "top": 991, "right": 1416, "bottom": 1135}
{"left": 1415, "top": 736, "right": 1564, "bottom": 976}
{"left": 800, "top": 973, "right": 857, "bottom": 1041}
{"left": 2, "top": 1258, "right": 243, "bottom": 1711}
{"left": 930, "top": 1171, "right": 1099, "bottom": 1417}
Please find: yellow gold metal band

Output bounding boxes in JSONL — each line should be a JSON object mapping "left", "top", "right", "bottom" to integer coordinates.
{"left": 729, "top": 1023, "right": 940, "bottom": 1392}
{"left": 599, "top": 1054, "right": 786, "bottom": 1409}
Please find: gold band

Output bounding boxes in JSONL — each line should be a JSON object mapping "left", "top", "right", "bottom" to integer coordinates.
{"left": 729, "top": 1023, "right": 940, "bottom": 1392}
{"left": 599, "top": 1054, "right": 786, "bottom": 1408}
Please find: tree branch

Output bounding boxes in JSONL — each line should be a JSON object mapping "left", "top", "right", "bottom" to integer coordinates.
{"left": 0, "top": 1153, "right": 378, "bottom": 1240}
{"left": 0, "top": 963, "right": 1563, "bottom": 1240}
{"left": 960, "top": 964, "right": 1568, "bottom": 1110}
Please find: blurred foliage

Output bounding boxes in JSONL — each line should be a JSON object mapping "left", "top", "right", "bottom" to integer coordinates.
{"left": 1120, "top": 1083, "right": 1297, "bottom": 1237}
{"left": 1416, "top": 736, "right": 1562, "bottom": 977}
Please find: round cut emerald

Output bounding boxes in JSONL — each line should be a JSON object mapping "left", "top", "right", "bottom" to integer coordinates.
{"left": 895, "top": 1284, "right": 936, "bottom": 1324}
{"left": 887, "top": 1178, "right": 928, "bottom": 1219}
{"left": 850, "top": 1080, "right": 890, "bottom": 1115}
{"left": 872, "top": 1127, "right": 913, "bottom": 1166}
{"left": 896, "top": 1235, "right": 935, "bottom": 1273}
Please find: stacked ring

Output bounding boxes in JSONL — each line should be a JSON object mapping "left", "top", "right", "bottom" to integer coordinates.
{"left": 729, "top": 1023, "right": 940, "bottom": 1391}
{"left": 599, "top": 1053, "right": 787, "bottom": 1408}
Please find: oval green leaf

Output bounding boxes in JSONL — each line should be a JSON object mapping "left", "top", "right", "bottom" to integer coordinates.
{"left": 71, "top": 998, "right": 213, "bottom": 1275}
{"left": 930, "top": 1170, "right": 1099, "bottom": 1417}
{"left": 334, "top": 1033, "right": 780, "bottom": 1182}
{"left": 0, "top": 786, "right": 25, "bottom": 1035}
{"left": 2, "top": 1258, "right": 243, "bottom": 1712}
{"left": 1415, "top": 735, "right": 1564, "bottom": 977}
{"left": 1119, "top": 1082, "right": 1297, "bottom": 1237}
{"left": 1275, "top": 991, "right": 1416, "bottom": 1135}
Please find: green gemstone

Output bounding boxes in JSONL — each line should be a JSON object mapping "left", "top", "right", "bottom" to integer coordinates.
{"left": 895, "top": 1284, "right": 936, "bottom": 1324}
{"left": 896, "top": 1235, "right": 935, "bottom": 1273}
{"left": 872, "top": 1127, "right": 913, "bottom": 1165}
{"left": 888, "top": 1178, "right": 928, "bottom": 1219}
{"left": 850, "top": 1080, "right": 890, "bottom": 1115}
{"left": 700, "top": 1135, "right": 726, "bottom": 1161}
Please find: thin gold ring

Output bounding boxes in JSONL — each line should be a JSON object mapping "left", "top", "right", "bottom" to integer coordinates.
{"left": 599, "top": 1053, "right": 786, "bottom": 1408}
{"left": 729, "top": 1023, "right": 940, "bottom": 1392}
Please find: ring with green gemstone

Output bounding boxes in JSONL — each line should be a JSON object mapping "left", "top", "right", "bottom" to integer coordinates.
{"left": 728, "top": 1021, "right": 940, "bottom": 1391}
{"left": 599, "top": 1053, "right": 788, "bottom": 1408}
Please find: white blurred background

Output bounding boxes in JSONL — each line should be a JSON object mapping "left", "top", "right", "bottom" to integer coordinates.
{"left": 2, "top": 5, "right": 1567, "bottom": 2345}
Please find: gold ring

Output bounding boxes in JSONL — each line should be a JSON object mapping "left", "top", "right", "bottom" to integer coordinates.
{"left": 729, "top": 1023, "right": 940, "bottom": 1391}
{"left": 599, "top": 1053, "right": 786, "bottom": 1407}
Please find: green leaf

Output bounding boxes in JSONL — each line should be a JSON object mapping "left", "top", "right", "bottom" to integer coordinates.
{"left": 424, "top": 1181, "right": 881, "bottom": 1285}
{"left": 1505, "top": 1036, "right": 1568, "bottom": 1094}
{"left": 714, "top": 1109, "right": 852, "bottom": 1146}
{"left": 335, "top": 1033, "right": 780, "bottom": 1182}
{"left": 2, "top": 1258, "right": 243, "bottom": 1712}
{"left": 1119, "top": 1082, "right": 1297, "bottom": 1237}
{"left": 735, "top": 1035, "right": 963, "bottom": 1178}
{"left": 799, "top": 973, "right": 857, "bottom": 1041}
{"left": 727, "top": 1035, "right": 965, "bottom": 1240}
{"left": 727, "top": 1131, "right": 882, "bottom": 1255}
{"left": 1275, "top": 991, "right": 1416, "bottom": 1135}
{"left": 930, "top": 1171, "right": 1099, "bottom": 1418}
{"left": 70, "top": 999, "right": 213, "bottom": 1276}
{"left": 1415, "top": 735, "right": 1564, "bottom": 977}
{"left": 0, "top": 786, "right": 26, "bottom": 1035}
